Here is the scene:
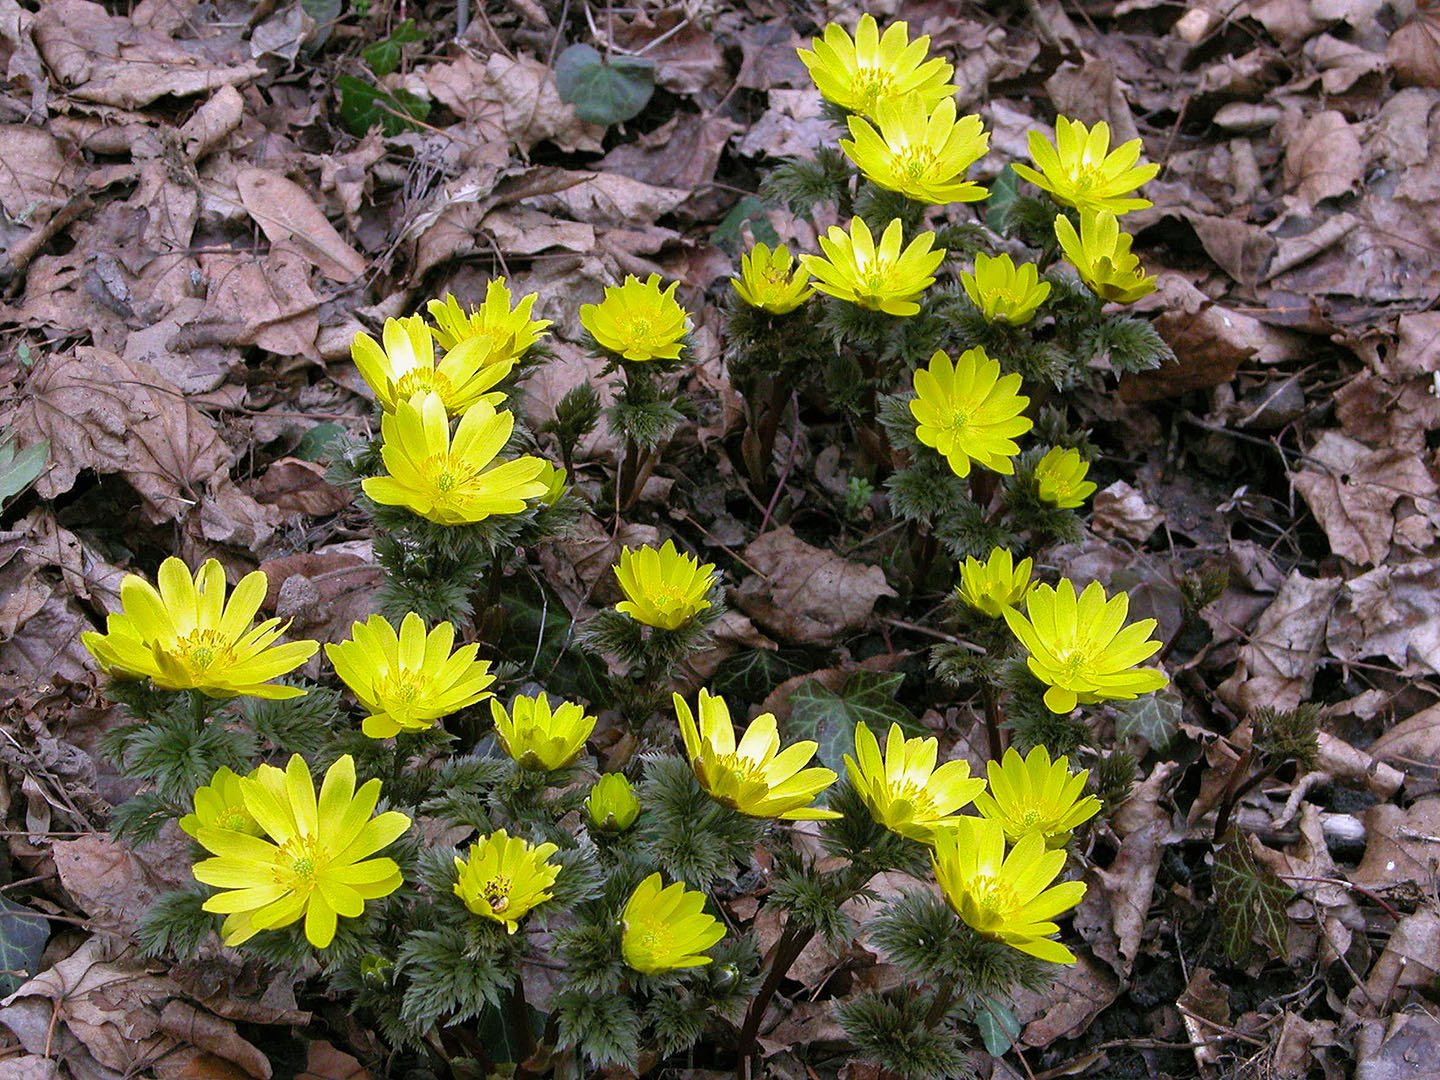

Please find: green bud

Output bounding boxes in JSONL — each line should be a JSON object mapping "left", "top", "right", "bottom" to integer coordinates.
{"left": 586, "top": 773, "right": 640, "bottom": 833}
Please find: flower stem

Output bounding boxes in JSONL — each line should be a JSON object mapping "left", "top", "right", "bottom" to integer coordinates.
{"left": 981, "top": 684, "right": 1006, "bottom": 761}
{"left": 736, "top": 918, "right": 814, "bottom": 1078}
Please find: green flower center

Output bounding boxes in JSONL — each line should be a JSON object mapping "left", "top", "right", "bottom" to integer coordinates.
{"left": 1053, "top": 647, "right": 1097, "bottom": 683}
{"left": 887, "top": 779, "right": 938, "bottom": 823}
{"left": 176, "top": 628, "right": 235, "bottom": 675}
{"left": 217, "top": 806, "right": 252, "bottom": 832}
{"left": 852, "top": 67, "right": 895, "bottom": 112}
{"left": 277, "top": 835, "right": 324, "bottom": 891}
{"left": 1022, "top": 808, "right": 1043, "bottom": 827}
{"left": 420, "top": 453, "right": 480, "bottom": 506}
{"left": 967, "top": 874, "right": 1018, "bottom": 929}
{"left": 378, "top": 669, "right": 426, "bottom": 707}
{"left": 901, "top": 147, "right": 937, "bottom": 181}
{"left": 630, "top": 920, "right": 672, "bottom": 958}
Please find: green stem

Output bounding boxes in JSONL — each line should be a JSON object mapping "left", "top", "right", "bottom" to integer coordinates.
{"left": 187, "top": 689, "right": 209, "bottom": 729}
{"left": 981, "top": 684, "right": 1006, "bottom": 762}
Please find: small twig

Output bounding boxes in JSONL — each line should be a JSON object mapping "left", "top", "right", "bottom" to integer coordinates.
{"left": 758, "top": 393, "right": 800, "bottom": 534}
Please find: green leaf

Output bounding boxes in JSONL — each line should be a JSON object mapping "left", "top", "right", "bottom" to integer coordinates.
{"left": 0, "top": 897, "right": 49, "bottom": 994}
{"left": 336, "top": 74, "right": 430, "bottom": 136}
{"left": 1113, "top": 686, "right": 1182, "bottom": 753}
{"left": 362, "top": 18, "right": 424, "bottom": 78}
{"left": 1213, "top": 836, "right": 1291, "bottom": 963}
{"left": 975, "top": 996, "right": 1021, "bottom": 1057}
{"left": 984, "top": 165, "right": 1020, "bottom": 234}
{"left": 0, "top": 432, "right": 48, "bottom": 510}
{"left": 788, "top": 671, "right": 923, "bottom": 773}
{"left": 294, "top": 422, "right": 347, "bottom": 462}
{"left": 712, "top": 195, "right": 778, "bottom": 252}
{"left": 553, "top": 44, "right": 654, "bottom": 126}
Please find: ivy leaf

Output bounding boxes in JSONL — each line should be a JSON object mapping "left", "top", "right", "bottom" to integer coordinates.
{"left": 294, "top": 422, "right": 347, "bottom": 462}
{"left": 336, "top": 74, "right": 430, "bottom": 137}
{"left": 0, "top": 897, "right": 49, "bottom": 994}
{"left": 361, "top": 18, "right": 424, "bottom": 78}
{"left": 712, "top": 195, "right": 778, "bottom": 252}
{"left": 975, "top": 996, "right": 1022, "bottom": 1057}
{"left": 1113, "top": 686, "right": 1182, "bottom": 753}
{"left": 554, "top": 44, "right": 654, "bottom": 126}
{"left": 1213, "top": 835, "right": 1291, "bottom": 962}
{"left": 983, "top": 165, "right": 1020, "bottom": 234}
{"left": 788, "top": 671, "right": 923, "bottom": 772}
{"left": 0, "top": 430, "right": 48, "bottom": 510}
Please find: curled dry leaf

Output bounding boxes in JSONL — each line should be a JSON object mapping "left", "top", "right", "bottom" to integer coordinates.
{"left": 236, "top": 169, "right": 366, "bottom": 284}
{"left": 1217, "top": 571, "right": 1342, "bottom": 714}
{"left": 1327, "top": 560, "right": 1440, "bottom": 677}
{"left": 1091, "top": 480, "right": 1165, "bottom": 543}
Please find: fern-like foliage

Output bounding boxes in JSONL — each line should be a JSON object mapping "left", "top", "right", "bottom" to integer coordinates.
{"left": 836, "top": 989, "right": 975, "bottom": 1080}
{"left": 553, "top": 988, "right": 641, "bottom": 1067}
{"left": 136, "top": 888, "right": 215, "bottom": 959}
{"left": 760, "top": 147, "right": 852, "bottom": 217}
{"left": 636, "top": 755, "right": 763, "bottom": 889}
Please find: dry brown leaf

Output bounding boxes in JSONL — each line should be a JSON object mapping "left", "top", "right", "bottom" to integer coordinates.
{"left": 1091, "top": 480, "right": 1165, "bottom": 543}
{"left": 252, "top": 458, "right": 353, "bottom": 517}
{"left": 735, "top": 90, "right": 836, "bottom": 159}
{"left": 530, "top": 170, "right": 690, "bottom": 227}
{"left": 0, "top": 124, "right": 75, "bottom": 225}
{"left": 612, "top": 10, "right": 728, "bottom": 96}
{"left": 535, "top": 518, "right": 660, "bottom": 617}
{"left": 1327, "top": 560, "right": 1440, "bottom": 677}
{"left": 1393, "top": 311, "right": 1440, "bottom": 378}
{"left": 258, "top": 548, "right": 384, "bottom": 645}
{"left": 236, "top": 168, "right": 365, "bottom": 283}
{"left": 1217, "top": 571, "right": 1342, "bottom": 714}
{"left": 736, "top": 22, "right": 809, "bottom": 90}
{"left": 422, "top": 53, "right": 602, "bottom": 155}
{"left": 1355, "top": 1012, "right": 1440, "bottom": 1080}
{"left": 297, "top": 1040, "right": 374, "bottom": 1080}
{"left": 0, "top": 1059, "right": 62, "bottom": 1080}
{"left": 180, "top": 85, "right": 244, "bottom": 162}
{"left": 600, "top": 112, "right": 742, "bottom": 192}
{"left": 1371, "top": 701, "right": 1440, "bottom": 772}
{"left": 1361, "top": 909, "right": 1440, "bottom": 1010}
{"left": 1045, "top": 57, "right": 1141, "bottom": 144}
{"left": 734, "top": 526, "right": 895, "bottom": 644}
{"left": 1282, "top": 110, "right": 1364, "bottom": 206}
{"left": 1011, "top": 953, "right": 1120, "bottom": 1049}
{"left": 195, "top": 243, "right": 322, "bottom": 359}
{"left": 1351, "top": 797, "right": 1440, "bottom": 890}
{"left": 53, "top": 830, "right": 193, "bottom": 936}
{"left": 1389, "top": 9, "right": 1440, "bottom": 88}
{"left": 1334, "top": 371, "right": 1440, "bottom": 452}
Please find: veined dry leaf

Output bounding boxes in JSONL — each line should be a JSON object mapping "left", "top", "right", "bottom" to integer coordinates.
{"left": 1390, "top": 8, "right": 1440, "bottom": 88}
{"left": 1282, "top": 110, "right": 1363, "bottom": 206}
{"left": 1327, "top": 560, "right": 1440, "bottom": 676}
{"left": 1217, "top": 572, "right": 1341, "bottom": 714}
{"left": 422, "top": 52, "right": 603, "bottom": 154}
{"left": 0, "top": 124, "right": 75, "bottom": 224}
{"left": 236, "top": 168, "right": 366, "bottom": 283}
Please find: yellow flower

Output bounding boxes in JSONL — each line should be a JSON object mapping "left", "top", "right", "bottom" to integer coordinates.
{"left": 579, "top": 274, "right": 689, "bottom": 362}
{"left": 325, "top": 612, "right": 496, "bottom": 740}
{"left": 491, "top": 692, "right": 596, "bottom": 770}
{"left": 957, "top": 548, "right": 1034, "bottom": 619}
{"left": 732, "top": 242, "right": 813, "bottom": 315}
{"left": 586, "top": 774, "right": 641, "bottom": 833}
{"left": 1012, "top": 117, "right": 1158, "bottom": 215}
{"left": 843, "top": 722, "right": 986, "bottom": 844}
{"left": 179, "top": 766, "right": 261, "bottom": 839}
{"left": 675, "top": 690, "right": 841, "bottom": 821}
{"left": 427, "top": 279, "right": 551, "bottom": 359}
{"left": 975, "top": 745, "right": 1101, "bottom": 847}
{"left": 614, "top": 539, "right": 716, "bottom": 631}
{"left": 796, "top": 14, "right": 956, "bottom": 118}
{"left": 910, "top": 347, "right": 1032, "bottom": 478}
{"left": 1034, "top": 447, "right": 1097, "bottom": 509}
{"left": 453, "top": 829, "right": 561, "bottom": 933}
{"left": 534, "top": 461, "right": 568, "bottom": 506}
{"left": 621, "top": 873, "right": 725, "bottom": 975}
{"left": 351, "top": 314, "right": 514, "bottom": 416}
{"left": 81, "top": 558, "right": 318, "bottom": 700}
{"left": 801, "top": 217, "right": 945, "bottom": 317}
{"left": 1003, "top": 579, "right": 1168, "bottom": 714}
{"left": 842, "top": 97, "right": 989, "bottom": 205}
{"left": 1055, "top": 210, "right": 1157, "bottom": 304}
{"left": 192, "top": 754, "right": 410, "bottom": 948}
{"left": 932, "top": 816, "right": 1086, "bottom": 964}
{"left": 960, "top": 253, "right": 1051, "bottom": 326}
{"left": 361, "top": 392, "right": 551, "bottom": 526}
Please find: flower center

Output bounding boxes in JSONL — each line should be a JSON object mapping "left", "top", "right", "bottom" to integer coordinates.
{"left": 378, "top": 669, "right": 426, "bottom": 709}
{"left": 276, "top": 835, "right": 324, "bottom": 891}
{"left": 628, "top": 315, "right": 656, "bottom": 342}
{"left": 176, "top": 628, "right": 236, "bottom": 675}
{"left": 630, "top": 920, "right": 673, "bottom": 958}
{"left": 1022, "top": 808, "right": 1043, "bottom": 827}
{"left": 967, "top": 874, "right": 1018, "bottom": 930}
{"left": 420, "top": 453, "right": 481, "bottom": 506}
{"left": 900, "top": 147, "right": 937, "bottom": 181}
{"left": 483, "top": 874, "right": 512, "bottom": 913}
{"left": 393, "top": 367, "right": 454, "bottom": 405}
{"left": 1053, "top": 647, "right": 1096, "bottom": 684}
{"left": 888, "top": 779, "right": 938, "bottom": 822}
{"left": 217, "top": 806, "right": 252, "bottom": 832}
{"left": 852, "top": 66, "right": 894, "bottom": 112}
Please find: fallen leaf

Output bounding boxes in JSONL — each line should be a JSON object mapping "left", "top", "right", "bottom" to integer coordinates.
{"left": 236, "top": 169, "right": 366, "bottom": 283}
{"left": 52, "top": 830, "right": 192, "bottom": 937}
{"left": 421, "top": 53, "right": 602, "bottom": 155}
{"left": 1011, "top": 953, "right": 1120, "bottom": 1049}
{"left": 1091, "top": 480, "right": 1165, "bottom": 543}
{"left": 252, "top": 458, "right": 352, "bottom": 517}
{"left": 1282, "top": 110, "right": 1364, "bottom": 206}
{"left": 1355, "top": 1012, "right": 1440, "bottom": 1080}
{"left": 1217, "top": 571, "right": 1342, "bottom": 715}
{"left": 1389, "top": 9, "right": 1440, "bottom": 89}
{"left": 1361, "top": 909, "right": 1440, "bottom": 1009}
{"left": 1327, "top": 560, "right": 1440, "bottom": 676}
{"left": 297, "top": 1040, "right": 374, "bottom": 1080}
{"left": 1351, "top": 797, "right": 1440, "bottom": 891}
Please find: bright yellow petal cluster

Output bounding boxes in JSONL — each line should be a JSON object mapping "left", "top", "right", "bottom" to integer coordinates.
{"left": 491, "top": 692, "right": 596, "bottom": 771}
{"left": 351, "top": 315, "right": 513, "bottom": 417}
{"left": 361, "top": 392, "right": 550, "bottom": 526}
{"left": 453, "top": 829, "right": 561, "bottom": 934}
{"left": 81, "top": 558, "right": 318, "bottom": 700}
{"left": 1055, "top": 210, "right": 1157, "bottom": 304}
{"left": 675, "top": 690, "right": 840, "bottom": 821}
{"left": 1013, "top": 117, "right": 1159, "bottom": 215}
{"left": 621, "top": 873, "right": 725, "bottom": 974}
{"left": 1035, "top": 447, "right": 1097, "bottom": 509}
{"left": 192, "top": 754, "right": 409, "bottom": 948}
{"left": 796, "top": 14, "right": 956, "bottom": 118}
{"left": 1003, "top": 579, "right": 1168, "bottom": 714}
{"left": 801, "top": 217, "right": 945, "bottom": 317}
{"left": 326, "top": 613, "right": 495, "bottom": 740}
{"left": 533, "top": 461, "right": 568, "bottom": 506}
{"left": 614, "top": 539, "right": 716, "bottom": 631}
{"left": 579, "top": 274, "right": 689, "bottom": 362}
{"left": 960, "top": 253, "right": 1052, "bottom": 326}
{"left": 842, "top": 97, "right": 989, "bottom": 205}
{"left": 976, "top": 746, "right": 1101, "bottom": 847}
{"left": 844, "top": 722, "right": 986, "bottom": 844}
{"left": 179, "top": 766, "right": 261, "bottom": 839}
{"left": 586, "top": 773, "right": 641, "bottom": 833}
{"left": 933, "top": 816, "right": 1086, "bottom": 964}
{"left": 732, "top": 242, "right": 813, "bottom": 315}
{"left": 427, "top": 279, "right": 551, "bottom": 360}
{"left": 910, "top": 348, "right": 1032, "bottom": 478}
{"left": 957, "top": 548, "right": 1034, "bottom": 619}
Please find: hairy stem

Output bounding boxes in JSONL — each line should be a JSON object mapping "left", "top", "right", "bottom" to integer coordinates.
{"left": 736, "top": 919, "right": 814, "bottom": 1078}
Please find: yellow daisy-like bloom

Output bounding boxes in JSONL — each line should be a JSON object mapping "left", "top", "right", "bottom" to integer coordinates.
{"left": 675, "top": 690, "right": 841, "bottom": 821}
{"left": 351, "top": 314, "right": 514, "bottom": 416}
{"left": 361, "top": 392, "right": 550, "bottom": 526}
{"left": 1012, "top": 117, "right": 1159, "bottom": 215}
{"left": 841, "top": 97, "right": 989, "bottom": 205}
{"left": 960, "top": 253, "right": 1052, "bottom": 326}
{"left": 957, "top": 548, "right": 1034, "bottom": 619}
{"left": 586, "top": 773, "right": 641, "bottom": 833}
{"left": 179, "top": 766, "right": 261, "bottom": 839}
{"left": 533, "top": 461, "right": 568, "bottom": 506}
{"left": 1054, "top": 210, "right": 1157, "bottom": 304}
{"left": 976, "top": 745, "right": 1101, "bottom": 848}
{"left": 491, "top": 692, "right": 596, "bottom": 771}
{"left": 614, "top": 539, "right": 716, "bottom": 631}
{"left": 453, "top": 829, "right": 561, "bottom": 934}
{"left": 325, "top": 612, "right": 496, "bottom": 740}
{"left": 801, "top": 217, "right": 945, "bottom": 317}
{"left": 81, "top": 558, "right": 318, "bottom": 701}
{"left": 1003, "top": 579, "right": 1168, "bottom": 714}
{"left": 426, "top": 279, "right": 552, "bottom": 359}
{"left": 732, "top": 242, "right": 813, "bottom": 315}
{"left": 843, "top": 722, "right": 987, "bottom": 844}
{"left": 1034, "top": 447, "right": 1097, "bottom": 509}
{"left": 192, "top": 754, "right": 410, "bottom": 949}
{"left": 621, "top": 873, "right": 726, "bottom": 975}
{"left": 910, "top": 347, "right": 1033, "bottom": 479}
{"left": 796, "top": 14, "right": 956, "bottom": 119}
{"left": 579, "top": 274, "right": 689, "bottom": 362}
{"left": 932, "top": 816, "right": 1086, "bottom": 964}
